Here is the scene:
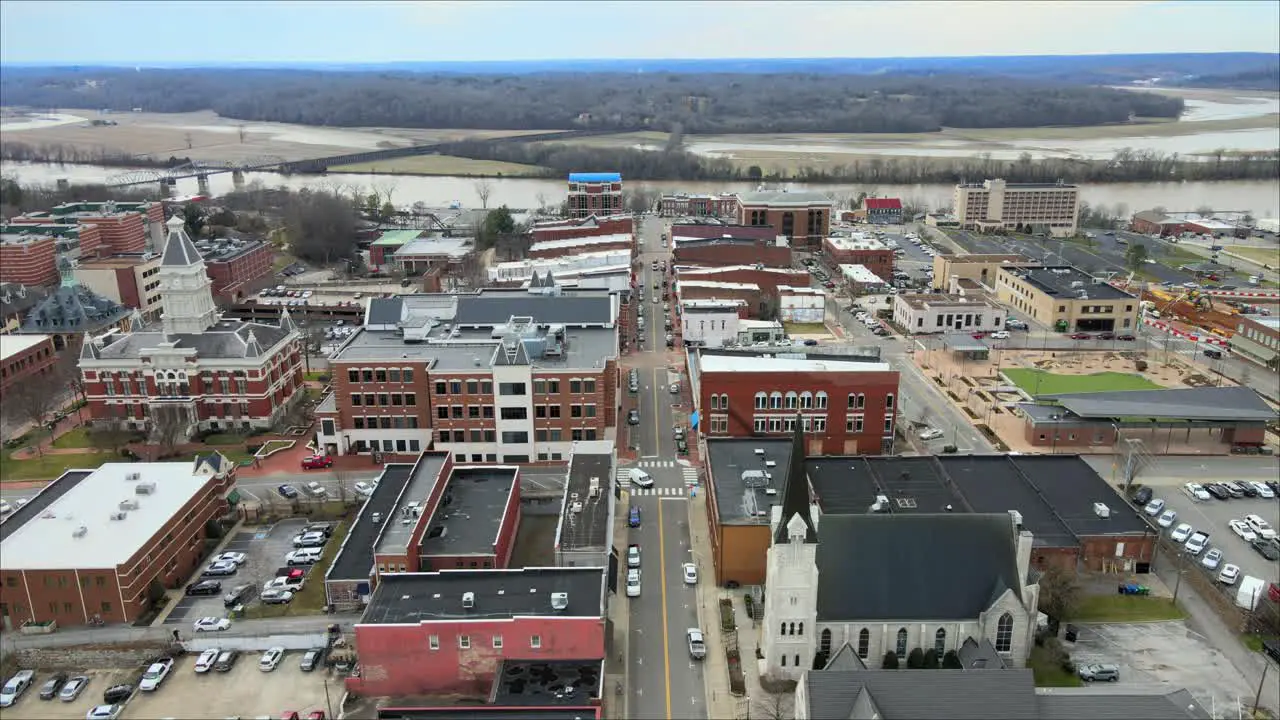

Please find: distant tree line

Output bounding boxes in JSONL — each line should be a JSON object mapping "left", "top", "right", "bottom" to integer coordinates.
{"left": 0, "top": 140, "right": 191, "bottom": 168}
{"left": 0, "top": 68, "right": 1184, "bottom": 134}
{"left": 1170, "top": 65, "right": 1280, "bottom": 91}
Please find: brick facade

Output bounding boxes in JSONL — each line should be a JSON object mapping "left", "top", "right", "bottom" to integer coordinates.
{"left": 735, "top": 194, "right": 832, "bottom": 250}
{"left": 0, "top": 334, "right": 56, "bottom": 394}
{"left": 203, "top": 241, "right": 274, "bottom": 302}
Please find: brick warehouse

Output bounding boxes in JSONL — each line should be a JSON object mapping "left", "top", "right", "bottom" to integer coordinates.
{"left": 0, "top": 230, "right": 60, "bottom": 286}
{"left": 692, "top": 349, "right": 901, "bottom": 456}
{"left": 531, "top": 215, "right": 634, "bottom": 245}
{"left": 676, "top": 265, "right": 811, "bottom": 319}
{"left": 566, "top": 173, "right": 623, "bottom": 219}
{"left": 671, "top": 223, "right": 792, "bottom": 268}
{"left": 735, "top": 191, "right": 833, "bottom": 250}
{"left": 0, "top": 455, "right": 236, "bottom": 628}
{"left": 199, "top": 237, "right": 274, "bottom": 302}
{"left": 13, "top": 200, "right": 165, "bottom": 256}
{"left": 0, "top": 333, "right": 56, "bottom": 395}
{"left": 823, "top": 235, "right": 896, "bottom": 281}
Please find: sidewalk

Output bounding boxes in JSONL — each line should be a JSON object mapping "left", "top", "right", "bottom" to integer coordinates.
{"left": 606, "top": 502, "right": 632, "bottom": 719}
{"left": 688, "top": 491, "right": 751, "bottom": 720}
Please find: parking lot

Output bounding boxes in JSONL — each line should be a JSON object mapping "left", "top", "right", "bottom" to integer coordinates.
{"left": 1, "top": 668, "right": 138, "bottom": 720}
{"left": 1070, "top": 620, "right": 1257, "bottom": 716}
{"left": 163, "top": 518, "right": 316, "bottom": 627}
{"left": 119, "top": 652, "right": 332, "bottom": 719}
{"left": 1141, "top": 488, "right": 1279, "bottom": 592}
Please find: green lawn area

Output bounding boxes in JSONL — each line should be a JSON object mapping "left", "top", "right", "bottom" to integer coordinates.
{"left": 1028, "top": 645, "right": 1083, "bottom": 687}
{"left": 1224, "top": 246, "right": 1278, "bottom": 266}
{"left": 243, "top": 519, "right": 350, "bottom": 619}
{"left": 1003, "top": 369, "right": 1164, "bottom": 397}
{"left": 0, "top": 450, "right": 108, "bottom": 483}
{"left": 50, "top": 427, "right": 93, "bottom": 449}
{"left": 1072, "top": 594, "right": 1186, "bottom": 622}
{"left": 303, "top": 371, "right": 329, "bottom": 382}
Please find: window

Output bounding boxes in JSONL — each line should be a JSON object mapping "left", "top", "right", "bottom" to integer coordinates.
{"left": 450, "top": 381, "right": 463, "bottom": 394}
{"left": 754, "top": 418, "right": 767, "bottom": 433}
{"left": 437, "top": 406, "right": 449, "bottom": 420}
{"left": 800, "top": 392, "right": 813, "bottom": 410}
{"left": 549, "top": 405, "right": 561, "bottom": 418}
{"left": 467, "top": 380, "right": 479, "bottom": 394}
{"left": 378, "top": 393, "right": 389, "bottom": 406}
{"left": 711, "top": 395, "right": 719, "bottom": 410}
{"left": 896, "top": 628, "right": 908, "bottom": 658}
{"left": 535, "top": 405, "right": 547, "bottom": 419}
{"left": 848, "top": 416, "right": 864, "bottom": 433}
{"left": 499, "top": 383, "right": 527, "bottom": 396}
{"left": 546, "top": 380, "right": 559, "bottom": 394}
{"left": 348, "top": 370, "right": 359, "bottom": 383}
{"left": 857, "top": 393, "right": 866, "bottom": 409}
{"left": 583, "top": 379, "right": 596, "bottom": 393}
{"left": 429, "top": 634, "right": 440, "bottom": 649}
{"left": 570, "top": 379, "right": 582, "bottom": 393}
{"left": 500, "top": 407, "right": 528, "bottom": 420}
{"left": 885, "top": 394, "right": 895, "bottom": 410}
{"left": 571, "top": 405, "right": 583, "bottom": 418}
{"left": 816, "top": 391, "right": 828, "bottom": 409}
{"left": 720, "top": 394, "right": 728, "bottom": 411}
{"left": 534, "top": 379, "right": 546, "bottom": 394}
{"left": 501, "top": 431, "right": 529, "bottom": 444}
{"left": 770, "top": 392, "right": 783, "bottom": 409}
{"left": 531, "top": 635, "right": 542, "bottom": 648}
{"left": 995, "top": 612, "right": 1014, "bottom": 652}
{"left": 351, "top": 394, "right": 363, "bottom": 407}
{"left": 403, "top": 368, "right": 414, "bottom": 382}
{"left": 389, "top": 369, "right": 401, "bottom": 382}
{"left": 481, "top": 380, "right": 492, "bottom": 394}
{"left": 376, "top": 369, "right": 387, "bottom": 382}
{"left": 459, "top": 635, "right": 471, "bottom": 649}
{"left": 797, "top": 622, "right": 804, "bottom": 636}
{"left": 492, "top": 635, "right": 504, "bottom": 649}
{"left": 857, "top": 628, "right": 870, "bottom": 659}
{"left": 848, "top": 393, "right": 858, "bottom": 409}
{"left": 935, "top": 628, "right": 946, "bottom": 656}
{"left": 755, "top": 392, "right": 767, "bottom": 410}
{"left": 435, "top": 381, "right": 448, "bottom": 395}
{"left": 785, "top": 392, "right": 798, "bottom": 410}
{"left": 469, "top": 406, "right": 481, "bottom": 419}
{"left": 452, "top": 406, "right": 464, "bottom": 419}
{"left": 820, "top": 629, "right": 832, "bottom": 656}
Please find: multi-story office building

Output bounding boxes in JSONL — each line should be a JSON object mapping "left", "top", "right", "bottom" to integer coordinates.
{"left": 316, "top": 279, "right": 620, "bottom": 463}
{"left": 953, "top": 180, "right": 1080, "bottom": 237}
{"left": 75, "top": 254, "right": 165, "bottom": 321}
{"left": 892, "top": 293, "right": 1006, "bottom": 335}
{"left": 0, "top": 333, "right": 57, "bottom": 394}
{"left": 736, "top": 191, "right": 833, "bottom": 249}
{"left": 659, "top": 193, "right": 738, "bottom": 218}
{"left": 566, "top": 173, "right": 623, "bottom": 219}
{"left": 13, "top": 200, "right": 165, "bottom": 255}
{"left": 197, "top": 237, "right": 274, "bottom": 302}
{"left": 995, "top": 265, "right": 1139, "bottom": 333}
{"left": 1231, "top": 314, "right": 1280, "bottom": 369}
{"left": 0, "top": 230, "right": 60, "bottom": 286}
{"left": 823, "top": 235, "right": 895, "bottom": 281}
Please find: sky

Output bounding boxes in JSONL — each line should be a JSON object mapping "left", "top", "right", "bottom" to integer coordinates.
{"left": 1, "top": 0, "right": 1277, "bottom": 65}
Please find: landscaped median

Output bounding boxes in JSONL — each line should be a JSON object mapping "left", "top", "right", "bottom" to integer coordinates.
{"left": 242, "top": 519, "right": 351, "bottom": 619}
{"left": 1002, "top": 368, "right": 1164, "bottom": 397}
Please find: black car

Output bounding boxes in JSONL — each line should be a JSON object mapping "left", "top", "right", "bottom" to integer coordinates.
{"left": 300, "top": 648, "right": 326, "bottom": 672}
{"left": 1262, "top": 637, "right": 1280, "bottom": 664}
{"left": 102, "top": 684, "right": 133, "bottom": 704}
{"left": 1267, "top": 480, "right": 1280, "bottom": 495}
{"left": 1241, "top": 483, "right": 1260, "bottom": 498}
{"left": 303, "top": 523, "right": 334, "bottom": 538}
{"left": 1223, "top": 482, "right": 1246, "bottom": 499}
{"left": 277, "top": 484, "right": 299, "bottom": 499}
{"left": 627, "top": 409, "right": 640, "bottom": 425}
{"left": 1130, "top": 486, "right": 1153, "bottom": 507}
{"left": 1205, "top": 483, "right": 1229, "bottom": 501}
{"left": 1251, "top": 538, "right": 1280, "bottom": 562}
{"left": 185, "top": 580, "right": 222, "bottom": 596}
{"left": 38, "top": 672, "right": 68, "bottom": 700}
{"left": 223, "top": 583, "right": 254, "bottom": 608}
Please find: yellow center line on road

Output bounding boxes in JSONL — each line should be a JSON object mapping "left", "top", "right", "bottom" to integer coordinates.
{"left": 658, "top": 486, "right": 673, "bottom": 720}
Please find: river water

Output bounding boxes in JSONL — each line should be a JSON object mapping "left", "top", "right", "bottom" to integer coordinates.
{"left": 4, "top": 161, "right": 1279, "bottom": 218}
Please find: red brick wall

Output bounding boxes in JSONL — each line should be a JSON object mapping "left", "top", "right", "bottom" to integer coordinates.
{"left": 115, "top": 266, "right": 142, "bottom": 309}
{"left": 1078, "top": 534, "right": 1155, "bottom": 572}
{"left": 0, "top": 236, "right": 58, "bottom": 286}
{"left": 698, "top": 367, "right": 900, "bottom": 455}
{"left": 678, "top": 284, "right": 764, "bottom": 317}
{"left": 532, "top": 216, "right": 633, "bottom": 244}
{"left": 682, "top": 268, "right": 809, "bottom": 303}
{"left": 205, "top": 243, "right": 273, "bottom": 300}
{"left": 529, "top": 238, "right": 632, "bottom": 260}
{"left": 0, "top": 335, "right": 56, "bottom": 394}
{"left": 349, "top": 616, "right": 605, "bottom": 696}
{"left": 823, "top": 240, "right": 896, "bottom": 281}
{"left": 735, "top": 204, "right": 831, "bottom": 249}
{"left": 674, "top": 241, "right": 792, "bottom": 269}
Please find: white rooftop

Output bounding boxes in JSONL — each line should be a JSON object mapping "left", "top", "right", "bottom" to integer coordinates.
{"left": 0, "top": 334, "right": 50, "bottom": 361}
{"left": 679, "top": 265, "right": 799, "bottom": 276}
{"left": 681, "top": 298, "right": 747, "bottom": 309}
{"left": 778, "top": 285, "right": 824, "bottom": 295}
{"left": 529, "top": 233, "right": 633, "bottom": 254}
{"left": 0, "top": 463, "right": 215, "bottom": 570}
{"left": 839, "top": 264, "right": 887, "bottom": 284}
{"left": 395, "top": 236, "right": 473, "bottom": 258}
{"left": 699, "top": 354, "right": 891, "bottom": 374}
{"left": 827, "top": 235, "right": 888, "bottom": 251}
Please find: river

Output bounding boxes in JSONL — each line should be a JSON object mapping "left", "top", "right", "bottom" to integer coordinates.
{"left": 5, "top": 160, "right": 1280, "bottom": 218}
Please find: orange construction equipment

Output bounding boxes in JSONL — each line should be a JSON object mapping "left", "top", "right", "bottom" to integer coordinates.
{"left": 1141, "top": 289, "right": 1239, "bottom": 339}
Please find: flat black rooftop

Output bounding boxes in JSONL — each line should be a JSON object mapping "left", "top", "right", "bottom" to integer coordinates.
{"left": 1013, "top": 455, "right": 1153, "bottom": 537}
{"left": 327, "top": 463, "right": 417, "bottom": 582}
{"left": 705, "top": 438, "right": 792, "bottom": 525}
{"left": 0, "top": 470, "right": 92, "bottom": 543}
{"left": 420, "top": 467, "right": 519, "bottom": 558}
{"left": 940, "top": 456, "right": 1078, "bottom": 548}
{"left": 1047, "top": 387, "right": 1276, "bottom": 423}
{"left": 361, "top": 567, "right": 604, "bottom": 624}
{"left": 379, "top": 709, "right": 598, "bottom": 720}
{"left": 807, "top": 457, "right": 964, "bottom": 517}
{"left": 556, "top": 453, "right": 614, "bottom": 551}
{"left": 493, "top": 660, "right": 603, "bottom": 706}
{"left": 1015, "top": 266, "right": 1135, "bottom": 302}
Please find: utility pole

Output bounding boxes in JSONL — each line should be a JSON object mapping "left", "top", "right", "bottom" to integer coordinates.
{"left": 1253, "top": 658, "right": 1270, "bottom": 717}
{"left": 1170, "top": 551, "right": 1186, "bottom": 606}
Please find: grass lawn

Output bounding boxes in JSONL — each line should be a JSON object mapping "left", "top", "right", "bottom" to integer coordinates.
{"left": 1028, "top": 645, "right": 1083, "bottom": 687}
{"left": 303, "top": 371, "right": 329, "bottom": 382}
{"left": 50, "top": 427, "right": 93, "bottom": 449}
{"left": 0, "top": 450, "right": 108, "bottom": 483}
{"left": 1072, "top": 594, "right": 1187, "bottom": 622}
{"left": 783, "top": 322, "right": 829, "bottom": 335}
{"left": 243, "top": 520, "right": 350, "bottom": 619}
{"left": 1225, "top": 245, "right": 1279, "bottom": 266}
{"left": 329, "top": 155, "right": 550, "bottom": 177}
{"left": 1003, "top": 369, "right": 1163, "bottom": 397}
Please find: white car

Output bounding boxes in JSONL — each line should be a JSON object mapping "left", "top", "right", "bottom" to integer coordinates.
{"left": 1183, "top": 531, "right": 1210, "bottom": 556}
{"left": 1250, "top": 481, "right": 1276, "bottom": 499}
{"left": 1244, "top": 514, "right": 1277, "bottom": 540}
{"left": 682, "top": 562, "right": 698, "bottom": 585}
{"left": 192, "top": 617, "right": 231, "bottom": 633}
{"left": 259, "top": 646, "right": 285, "bottom": 672}
{"left": 354, "top": 482, "right": 374, "bottom": 497}
{"left": 1169, "top": 523, "right": 1194, "bottom": 544}
{"left": 1156, "top": 509, "right": 1178, "bottom": 528}
{"left": 264, "top": 576, "right": 304, "bottom": 592}
{"left": 626, "top": 568, "right": 642, "bottom": 598}
{"left": 0, "top": 500, "right": 11, "bottom": 515}
{"left": 1183, "top": 483, "right": 1211, "bottom": 502}
{"left": 305, "top": 481, "right": 328, "bottom": 497}
{"left": 286, "top": 548, "right": 322, "bottom": 565}
{"left": 1143, "top": 498, "right": 1165, "bottom": 516}
{"left": 194, "top": 648, "right": 219, "bottom": 673}
{"left": 293, "top": 531, "right": 327, "bottom": 548}
{"left": 138, "top": 657, "right": 173, "bottom": 691}
{"left": 1229, "top": 519, "right": 1258, "bottom": 542}
{"left": 1200, "top": 548, "right": 1223, "bottom": 570}
{"left": 918, "top": 428, "right": 944, "bottom": 441}
{"left": 213, "top": 551, "right": 247, "bottom": 566}
{"left": 85, "top": 705, "right": 123, "bottom": 720}
{"left": 989, "top": 331, "right": 1010, "bottom": 340}
{"left": 261, "top": 588, "right": 295, "bottom": 605}
{"left": 628, "top": 469, "right": 654, "bottom": 489}
{"left": 1218, "top": 563, "right": 1241, "bottom": 585}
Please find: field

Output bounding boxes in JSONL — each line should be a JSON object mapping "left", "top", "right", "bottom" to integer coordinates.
{"left": 1003, "top": 369, "right": 1164, "bottom": 396}
{"left": 329, "top": 154, "right": 550, "bottom": 177}
{"left": 1224, "top": 245, "right": 1280, "bottom": 265}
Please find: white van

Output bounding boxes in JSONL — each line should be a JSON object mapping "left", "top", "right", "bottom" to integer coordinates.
{"left": 628, "top": 468, "right": 654, "bottom": 488}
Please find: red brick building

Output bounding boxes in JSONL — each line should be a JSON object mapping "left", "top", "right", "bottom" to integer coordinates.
{"left": 0, "top": 455, "right": 237, "bottom": 628}
{"left": 529, "top": 233, "right": 633, "bottom": 260}
{"left": 316, "top": 285, "right": 620, "bottom": 463}
{"left": 660, "top": 193, "right": 738, "bottom": 217}
{"left": 566, "top": 173, "right": 623, "bottom": 219}
{"left": 862, "top": 197, "right": 903, "bottom": 224}
{"left": 531, "top": 215, "right": 634, "bottom": 245}
{"left": 694, "top": 350, "right": 900, "bottom": 455}
{"left": 735, "top": 191, "right": 833, "bottom": 250}
{"left": 79, "top": 217, "right": 304, "bottom": 434}
{"left": 200, "top": 239, "right": 274, "bottom": 302}
{"left": 347, "top": 567, "right": 607, "bottom": 696}
{"left": 0, "top": 231, "right": 59, "bottom": 286}
{"left": 0, "top": 333, "right": 56, "bottom": 395}
{"left": 677, "top": 266, "right": 811, "bottom": 317}
{"left": 823, "top": 236, "right": 895, "bottom": 281}
{"left": 671, "top": 223, "right": 792, "bottom": 268}
{"left": 14, "top": 200, "right": 164, "bottom": 256}
{"left": 74, "top": 254, "right": 164, "bottom": 320}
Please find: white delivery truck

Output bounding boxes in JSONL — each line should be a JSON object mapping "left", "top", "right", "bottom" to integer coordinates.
{"left": 1235, "top": 575, "right": 1266, "bottom": 610}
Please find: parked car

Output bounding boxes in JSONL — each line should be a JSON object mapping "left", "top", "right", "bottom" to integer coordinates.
{"left": 1077, "top": 664, "right": 1119, "bottom": 682}
{"left": 277, "top": 484, "right": 299, "bottom": 499}
{"left": 261, "top": 589, "right": 295, "bottom": 605}
{"left": 38, "top": 672, "right": 68, "bottom": 701}
{"left": 193, "top": 649, "right": 219, "bottom": 673}
{"left": 628, "top": 506, "right": 642, "bottom": 528}
{"left": 186, "top": 579, "right": 222, "bottom": 596}
{"left": 1182, "top": 483, "right": 1211, "bottom": 502}
{"left": 918, "top": 428, "right": 944, "bottom": 441}
{"left": 1230, "top": 519, "right": 1258, "bottom": 542}
{"left": 1244, "top": 514, "right": 1277, "bottom": 540}
{"left": 138, "top": 658, "right": 173, "bottom": 692}
{"left": 626, "top": 568, "right": 642, "bottom": 598}
{"left": 354, "top": 482, "right": 374, "bottom": 497}
{"left": 202, "top": 561, "right": 238, "bottom": 577}
{"left": 1218, "top": 563, "right": 1242, "bottom": 585}
{"left": 213, "top": 650, "right": 238, "bottom": 672}
{"left": 293, "top": 531, "right": 327, "bottom": 548}
{"left": 213, "top": 551, "right": 247, "bottom": 566}
{"left": 193, "top": 617, "right": 231, "bottom": 633}
{"left": 59, "top": 675, "right": 90, "bottom": 702}
{"left": 1117, "top": 334, "right": 1137, "bottom": 341}
{"left": 628, "top": 469, "right": 654, "bottom": 488}
{"left": 300, "top": 648, "right": 325, "bottom": 672}
{"left": 628, "top": 545, "right": 641, "bottom": 568}
{"left": 86, "top": 705, "right": 123, "bottom": 720}
{"left": 1170, "top": 523, "right": 1194, "bottom": 544}
{"left": 223, "top": 583, "right": 254, "bottom": 608}
{"left": 627, "top": 409, "right": 640, "bottom": 425}
{"left": 1130, "top": 487, "right": 1153, "bottom": 507}
{"left": 259, "top": 647, "right": 285, "bottom": 672}
{"left": 1223, "top": 481, "right": 1247, "bottom": 498}
{"left": 286, "top": 548, "right": 323, "bottom": 566}
{"left": 1, "top": 670, "right": 36, "bottom": 707}
{"left": 687, "top": 628, "right": 707, "bottom": 660}
{"left": 1069, "top": 333, "right": 1092, "bottom": 340}
{"left": 1200, "top": 548, "right": 1223, "bottom": 570}
{"left": 1184, "top": 531, "right": 1210, "bottom": 556}
{"left": 1250, "top": 481, "right": 1276, "bottom": 499}
{"left": 682, "top": 563, "right": 698, "bottom": 585}
{"left": 304, "top": 481, "right": 327, "bottom": 497}
{"left": 102, "top": 684, "right": 132, "bottom": 704}
{"left": 990, "top": 331, "right": 1010, "bottom": 340}
{"left": 1250, "top": 538, "right": 1280, "bottom": 562}
{"left": 300, "top": 454, "right": 333, "bottom": 470}
{"left": 1205, "top": 483, "right": 1230, "bottom": 500}
{"left": 1156, "top": 509, "right": 1178, "bottom": 528}
{"left": 1143, "top": 498, "right": 1165, "bottom": 516}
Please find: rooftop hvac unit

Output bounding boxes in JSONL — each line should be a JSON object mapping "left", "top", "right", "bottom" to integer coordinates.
{"left": 571, "top": 501, "right": 583, "bottom": 514}
{"left": 135, "top": 482, "right": 156, "bottom": 495}
{"left": 1093, "top": 502, "right": 1111, "bottom": 519}
{"left": 1009, "top": 510, "right": 1023, "bottom": 528}
{"left": 870, "top": 495, "right": 890, "bottom": 513}
{"left": 462, "top": 591, "right": 475, "bottom": 610}
{"left": 753, "top": 448, "right": 765, "bottom": 456}
{"left": 764, "top": 460, "right": 777, "bottom": 468}
{"left": 588, "top": 477, "right": 600, "bottom": 498}
{"left": 72, "top": 525, "right": 88, "bottom": 538}
{"left": 126, "top": 472, "right": 142, "bottom": 481}
{"left": 551, "top": 592, "right": 569, "bottom": 611}
{"left": 764, "top": 488, "right": 778, "bottom": 496}
{"left": 118, "top": 499, "right": 139, "bottom": 511}
{"left": 109, "top": 512, "right": 127, "bottom": 521}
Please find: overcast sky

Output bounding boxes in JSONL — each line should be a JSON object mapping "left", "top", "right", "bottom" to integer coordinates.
{"left": 2, "top": 0, "right": 1277, "bottom": 64}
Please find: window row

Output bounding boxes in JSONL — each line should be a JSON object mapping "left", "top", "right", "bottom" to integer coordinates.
{"left": 348, "top": 367, "right": 416, "bottom": 384}
{"left": 428, "top": 631, "right": 539, "bottom": 650}
{"left": 827, "top": 613, "right": 1015, "bottom": 661}
{"left": 351, "top": 416, "right": 420, "bottom": 430}
{"left": 707, "top": 394, "right": 730, "bottom": 411}
{"left": 434, "top": 428, "right": 599, "bottom": 444}
{"left": 353, "top": 438, "right": 422, "bottom": 454}
{"left": 351, "top": 392, "right": 417, "bottom": 407}
{"left": 753, "top": 391, "right": 830, "bottom": 410}
{"left": 753, "top": 416, "right": 827, "bottom": 434}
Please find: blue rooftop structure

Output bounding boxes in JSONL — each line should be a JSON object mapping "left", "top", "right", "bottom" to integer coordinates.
{"left": 568, "top": 172, "right": 621, "bottom": 183}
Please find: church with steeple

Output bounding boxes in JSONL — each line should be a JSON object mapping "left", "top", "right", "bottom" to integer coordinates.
{"left": 77, "top": 215, "right": 305, "bottom": 437}
{"left": 760, "top": 422, "right": 1039, "bottom": 682}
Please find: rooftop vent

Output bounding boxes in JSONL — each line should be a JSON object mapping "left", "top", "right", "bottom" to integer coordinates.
{"left": 870, "top": 494, "right": 890, "bottom": 513}
{"left": 753, "top": 448, "right": 765, "bottom": 456}
{"left": 72, "top": 525, "right": 88, "bottom": 538}
{"left": 1009, "top": 510, "right": 1023, "bottom": 528}
{"left": 551, "top": 592, "right": 569, "bottom": 611}
{"left": 110, "top": 511, "right": 127, "bottom": 521}
{"left": 135, "top": 481, "right": 156, "bottom": 495}
{"left": 571, "top": 501, "right": 583, "bottom": 514}
{"left": 118, "top": 499, "right": 139, "bottom": 511}
{"left": 588, "top": 477, "right": 600, "bottom": 498}
{"left": 764, "top": 460, "right": 777, "bottom": 468}
{"left": 1093, "top": 502, "right": 1111, "bottom": 519}
{"left": 125, "top": 472, "right": 142, "bottom": 481}
{"left": 764, "top": 488, "right": 778, "bottom": 496}
{"left": 462, "top": 591, "right": 475, "bottom": 609}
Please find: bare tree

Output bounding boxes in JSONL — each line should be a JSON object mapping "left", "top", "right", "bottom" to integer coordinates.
{"left": 333, "top": 470, "right": 350, "bottom": 505}
{"left": 150, "top": 404, "right": 191, "bottom": 458}
{"left": 752, "top": 688, "right": 794, "bottom": 720}
{"left": 474, "top": 179, "right": 494, "bottom": 209}
{"left": 535, "top": 191, "right": 548, "bottom": 213}
{"left": 237, "top": 124, "right": 247, "bottom": 143}
{"left": 184, "top": 132, "right": 194, "bottom": 150}
{"left": 5, "top": 382, "right": 59, "bottom": 456}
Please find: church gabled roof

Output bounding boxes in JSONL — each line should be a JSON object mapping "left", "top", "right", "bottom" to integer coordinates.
{"left": 160, "top": 214, "right": 203, "bottom": 267}
{"left": 79, "top": 331, "right": 99, "bottom": 360}
{"left": 774, "top": 419, "right": 817, "bottom": 544}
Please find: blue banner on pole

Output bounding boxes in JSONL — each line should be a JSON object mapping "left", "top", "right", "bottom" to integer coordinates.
{"left": 690, "top": 410, "right": 700, "bottom": 429}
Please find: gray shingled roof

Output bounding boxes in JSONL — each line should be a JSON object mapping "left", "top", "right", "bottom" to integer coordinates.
{"left": 96, "top": 320, "right": 291, "bottom": 359}
{"left": 453, "top": 293, "right": 612, "bottom": 326}
{"left": 1035, "top": 689, "right": 1210, "bottom": 719}
{"left": 366, "top": 297, "right": 404, "bottom": 326}
{"left": 823, "top": 642, "right": 867, "bottom": 671}
{"left": 804, "top": 669, "right": 1039, "bottom": 719}
{"left": 21, "top": 284, "right": 131, "bottom": 334}
{"left": 1047, "top": 387, "right": 1275, "bottom": 422}
{"left": 815, "top": 514, "right": 1021, "bottom": 621}
{"left": 957, "top": 637, "right": 1007, "bottom": 669}
{"left": 160, "top": 223, "right": 202, "bottom": 267}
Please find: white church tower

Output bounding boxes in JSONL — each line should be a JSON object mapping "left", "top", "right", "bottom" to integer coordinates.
{"left": 158, "top": 214, "right": 218, "bottom": 335}
{"left": 761, "top": 422, "right": 820, "bottom": 683}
